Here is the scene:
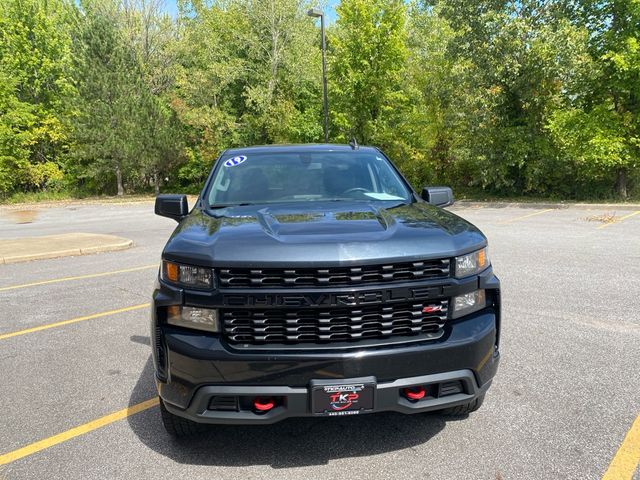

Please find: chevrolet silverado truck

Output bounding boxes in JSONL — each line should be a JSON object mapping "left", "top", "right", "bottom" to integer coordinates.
{"left": 152, "top": 144, "right": 500, "bottom": 436}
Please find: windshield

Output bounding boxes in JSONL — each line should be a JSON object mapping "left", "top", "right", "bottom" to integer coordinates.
{"left": 206, "top": 151, "right": 412, "bottom": 206}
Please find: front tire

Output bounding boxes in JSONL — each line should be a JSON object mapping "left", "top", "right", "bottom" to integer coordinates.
{"left": 440, "top": 393, "right": 485, "bottom": 416}
{"left": 160, "top": 399, "right": 206, "bottom": 437}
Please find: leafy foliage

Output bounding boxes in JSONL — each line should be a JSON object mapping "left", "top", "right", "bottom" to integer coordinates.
{"left": 0, "top": 0, "right": 638, "bottom": 199}
{"left": 0, "top": 0, "right": 75, "bottom": 194}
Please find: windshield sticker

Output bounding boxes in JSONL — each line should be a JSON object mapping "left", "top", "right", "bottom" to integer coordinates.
{"left": 364, "top": 192, "right": 404, "bottom": 200}
{"left": 224, "top": 155, "right": 247, "bottom": 167}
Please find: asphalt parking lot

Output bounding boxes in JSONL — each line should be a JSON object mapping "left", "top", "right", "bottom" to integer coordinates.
{"left": 0, "top": 201, "right": 639, "bottom": 479}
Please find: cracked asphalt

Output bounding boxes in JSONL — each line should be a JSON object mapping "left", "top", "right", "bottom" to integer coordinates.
{"left": 0, "top": 201, "right": 638, "bottom": 479}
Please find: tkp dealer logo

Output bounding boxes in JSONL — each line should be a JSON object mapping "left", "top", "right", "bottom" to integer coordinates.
{"left": 313, "top": 382, "right": 374, "bottom": 416}
{"left": 324, "top": 385, "right": 364, "bottom": 411}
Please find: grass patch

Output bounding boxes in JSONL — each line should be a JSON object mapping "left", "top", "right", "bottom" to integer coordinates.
{"left": 0, "top": 191, "right": 204, "bottom": 208}
{"left": 455, "top": 192, "right": 639, "bottom": 204}
{"left": 1, "top": 190, "right": 75, "bottom": 205}
{"left": 0, "top": 191, "right": 159, "bottom": 206}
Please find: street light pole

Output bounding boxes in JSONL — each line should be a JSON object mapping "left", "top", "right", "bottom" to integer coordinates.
{"left": 307, "top": 8, "right": 329, "bottom": 143}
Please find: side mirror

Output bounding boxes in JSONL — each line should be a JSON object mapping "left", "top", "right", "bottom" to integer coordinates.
{"left": 421, "top": 186, "right": 454, "bottom": 207}
{"left": 155, "top": 194, "right": 188, "bottom": 221}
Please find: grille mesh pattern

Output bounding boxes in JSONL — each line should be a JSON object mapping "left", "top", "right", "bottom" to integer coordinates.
{"left": 219, "top": 259, "right": 450, "bottom": 288}
{"left": 222, "top": 300, "right": 448, "bottom": 344}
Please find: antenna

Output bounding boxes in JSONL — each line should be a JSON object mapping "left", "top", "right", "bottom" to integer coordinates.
{"left": 349, "top": 137, "right": 358, "bottom": 150}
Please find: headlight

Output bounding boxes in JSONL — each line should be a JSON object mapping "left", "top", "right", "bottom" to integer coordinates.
{"left": 162, "top": 260, "right": 214, "bottom": 289}
{"left": 454, "top": 247, "right": 489, "bottom": 278}
{"left": 451, "top": 290, "right": 486, "bottom": 319}
{"left": 166, "top": 306, "right": 219, "bottom": 332}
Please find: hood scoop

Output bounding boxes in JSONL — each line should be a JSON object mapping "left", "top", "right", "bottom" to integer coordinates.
{"left": 256, "top": 204, "right": 394, "bottom": 241}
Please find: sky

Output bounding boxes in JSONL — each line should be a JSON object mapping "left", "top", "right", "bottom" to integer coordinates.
{"left": 161, "top": 0, "right": 339, "bottom": 22}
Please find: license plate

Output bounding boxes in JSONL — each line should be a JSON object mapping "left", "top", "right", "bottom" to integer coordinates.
{"left": 311, "top": 380, "right": 375, "bottom": 416}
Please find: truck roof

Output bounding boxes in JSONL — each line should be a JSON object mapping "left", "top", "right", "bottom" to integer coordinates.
{"left": 223, "top": 143, "right": 378, "bottom": 155}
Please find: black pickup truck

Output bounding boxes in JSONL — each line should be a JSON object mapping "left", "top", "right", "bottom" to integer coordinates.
{"left": 152, "top": 144, "right": 500, "bottom": 436}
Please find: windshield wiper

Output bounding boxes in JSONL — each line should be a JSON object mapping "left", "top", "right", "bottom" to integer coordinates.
{"left": 384, "top": 201, "right": 411, "bottom": 210}
{"left": 208, "top": 202, "right": 255, "bottom": 209}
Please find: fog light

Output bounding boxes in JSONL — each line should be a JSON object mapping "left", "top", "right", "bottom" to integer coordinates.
{"left": 166, "top": 306, "right": 219, "bottom": 332}
{"left": 451, "top": 290, "right": 486, "bottom": 319}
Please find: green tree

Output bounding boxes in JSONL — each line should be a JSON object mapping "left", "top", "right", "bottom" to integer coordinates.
{"left": 549, "top": 0, "right": 640, "bottom": 198}
{"left": 329, "top": 0, "right": 410, "bottom": 148}
{"left": 236, "top": 0, "right": 322, "bottom": 144}
{"left": 411, "top": 0, "right": 596, "bottom": 197}
{"left": 171, "top": 0, "right": 247, "bottom": 184}
{"left": 405, "top": 3, "right": 466, "bottom": 187}
{"left": 0, "top": 0, "right": 76, "bottom": 195}
{"left": 171, "top": 0, "right": 322, "bottom": 189}
{"left": 1, "top": 0, "right": 637, "bottom": 201}
{"left": 136, "top": 90, "right": 185, "bottom": 194}
{"left": 70, "top": 0, "right": 145, "bottom": 195}
{"left": 120, "top": 0, "right": 184, "bottom": 193}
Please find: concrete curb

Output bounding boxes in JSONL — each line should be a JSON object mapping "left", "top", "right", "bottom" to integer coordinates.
{"left": 454, "top": 200, "right": 640, "bottom": 211}
{"left": 0, "top": 233, "right": 133, "bottom": 264}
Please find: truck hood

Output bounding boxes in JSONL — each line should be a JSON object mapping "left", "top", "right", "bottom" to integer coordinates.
{"left": 162, "top": 201, "right": 486, "bottom": 266}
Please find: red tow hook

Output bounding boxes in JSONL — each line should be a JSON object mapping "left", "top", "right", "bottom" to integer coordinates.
{"left": 403, "top": 386, "right": 426, "bottom": 401}
{"left": 253, "top": 397, "right": 276, "bottom": 412}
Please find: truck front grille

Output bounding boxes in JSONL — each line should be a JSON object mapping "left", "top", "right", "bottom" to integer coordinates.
{"left": 218, "top": 259, "right": 450, "bottom": 288}
{"left": 222, "top": 300, "right": 448, "bottom": 344}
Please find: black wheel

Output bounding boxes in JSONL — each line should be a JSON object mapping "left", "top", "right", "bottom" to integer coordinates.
{"left": 160, "top": 399, "right": 207, "bottom": 437}
{"left": 440, "top": 393, "right": 485, "bottom": 416}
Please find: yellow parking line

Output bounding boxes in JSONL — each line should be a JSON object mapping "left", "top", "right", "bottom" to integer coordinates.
{"left": 497, "top": 208, "right": 554, "bottom": 224}
{"left": 0, "top": 264, "right": 157, "bottom": 292}
{"left": 0, "top": 303, "right": 150, "bottom": 341}
{"left": 597, "top": 210, "right": 640, "bottom": 230}
{"left": 0, "top": 397, "right": 159, "bottom": 466}
{"left": 602, "top": 413, "right": 640, "bottom": 479}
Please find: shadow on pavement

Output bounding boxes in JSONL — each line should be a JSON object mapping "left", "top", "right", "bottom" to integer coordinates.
{"left": 128, "top": 356, "right": 457, "bottom": 468}
{"left": 129, "top": 335, "right": 150, "bottom": 346}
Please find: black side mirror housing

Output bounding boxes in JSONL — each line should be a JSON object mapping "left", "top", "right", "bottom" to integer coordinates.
{"left": 421, "top": 186, "right": 454, "bottom": 207}
{"left": 155, "top": 194, "right": 188, "bottom": 221}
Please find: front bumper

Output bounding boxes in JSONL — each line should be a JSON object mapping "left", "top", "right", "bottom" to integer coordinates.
{"left": 152, "top": 272, "right": 501, "bottom": 424}
{"left": 153, "top": 309, "right": 499, "bottom": 424}
{"left": 162, "top": 369, "right": 493, "bottom": 425}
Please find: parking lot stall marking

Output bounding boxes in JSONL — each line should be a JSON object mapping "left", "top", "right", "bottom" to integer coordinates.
{"left": 602, "top": 413, "right": 640, "bottom": 480}
{"left": 0, "top": 398, "right": 159, "bottom": 466}
{"left": 496, "top": 208, "right": 554, "bottom": 224}
{"left": 0, "top": 264, "right": 157, "bottom": 292}
{"left": 0, "top": 303, "right": 150, "bottom": 341}
{"left": 597, "top": 210, "right": 640, "bottom": 230}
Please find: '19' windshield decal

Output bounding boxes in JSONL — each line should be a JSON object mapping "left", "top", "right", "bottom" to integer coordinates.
{"left": 224, "top": 155, "right": 247, "bottom": 167}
